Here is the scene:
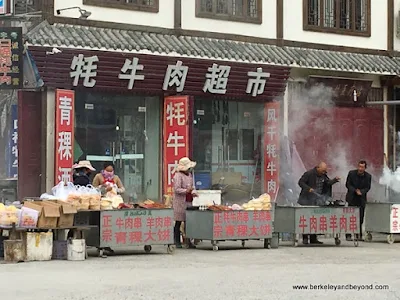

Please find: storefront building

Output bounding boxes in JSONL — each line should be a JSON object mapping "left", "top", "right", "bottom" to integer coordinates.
{"left": 18, "top": 19, "right": 400, "bottom": 203}
{"left": 20, "top": 21, "right": 290, "bottom": 202}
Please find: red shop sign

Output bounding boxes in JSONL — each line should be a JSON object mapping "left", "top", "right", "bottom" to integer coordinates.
{"left": 263, "top": 102, "right": 280, "bottom": 201}
{"left": 163, "top": 96, "right": 190, "bottom": 197}
{"left": 55, "top": 89, "right": 75, "bottom": 184}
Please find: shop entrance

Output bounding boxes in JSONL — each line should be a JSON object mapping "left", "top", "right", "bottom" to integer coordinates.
{"left": 193, "top": 99, "right": 264, "bottom": 203}
{"left": 74, "top": 92, "right": 161, "bottom": 201}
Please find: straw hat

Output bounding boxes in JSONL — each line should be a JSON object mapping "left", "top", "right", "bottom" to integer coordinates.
{"left": 176, "top": 157, "right": 196, "bottom": 172}
{"left": 72, "top": 160, "right": 96, "bottom": 171}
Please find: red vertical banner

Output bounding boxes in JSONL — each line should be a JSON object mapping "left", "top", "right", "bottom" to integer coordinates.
{"left": 55, "top": 89, "right": 75, "bottom": 184}
{"left": 263, "top": 102, "right": 280, "bottom": 201}
{"left": 163, "top": 96, "right": 190, "bottom": 197}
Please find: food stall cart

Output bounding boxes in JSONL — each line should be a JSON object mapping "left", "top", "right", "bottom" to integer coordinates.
{"left": 185, "top": 208, "right": 275, "bottom": 251}
{"left": 81, "top": 208, "right": 176, "bottom": 256}
{"left": 274, "top": 205, "right": 360, "bottom": 247}
{"left": 365, "top": 202, "right": 400, "bottom": 244}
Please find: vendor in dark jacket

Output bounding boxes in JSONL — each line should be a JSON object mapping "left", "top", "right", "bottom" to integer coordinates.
{"left": 298, "top": 162, "right": 340, "bottom": 245}
{"left": 345, "top": 160, "right": 371, "bottom": 241}
{"left": 72, "top": 160, "right": 95, "bottom": 186}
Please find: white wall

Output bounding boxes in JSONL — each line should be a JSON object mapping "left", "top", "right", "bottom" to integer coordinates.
{"left": 182, "top": 0, "right": 276, "bottom": 39}
{"left": 53, "top": 0, "right": 175, "bottom": 28}
{"left": 284, "top": 0, "right": 387, "bottom": 50}
{"left": 394, "top": 0, "right": 400, "bottom": 51}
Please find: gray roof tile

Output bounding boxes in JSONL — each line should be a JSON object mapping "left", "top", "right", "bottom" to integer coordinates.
{"left": 25, "top": 21, "right": 400, "bottom": 75}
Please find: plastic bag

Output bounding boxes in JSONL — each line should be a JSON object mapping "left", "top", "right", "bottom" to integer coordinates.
{"left": 86, "top": 185, "right": 101, "bottom": 206}
{"left": 111, "top": 195, "right": 124, "bottom": 209}
{"left": 76, "top": 185, "right": 90, "bottom": 210}
{"left": 40, "top": 193, "right": 57, "bottom": 200}
{"left": 52, "top": 182, "right": 76, "bottom": 200}
{"left": 0, "top": 206, "right": 21, "bottom": 227}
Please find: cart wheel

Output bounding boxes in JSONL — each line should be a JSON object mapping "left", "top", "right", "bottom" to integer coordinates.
{"left": 98, "top": 249, "right": 106, "bottom": 258}
{"left": 167, "top": 245, "right": 176, "bottom": 254}
{"left": 387, "top": 234, "right": 395, "bottom": 244}
{"left": 212, "top": 245, "right": 219, "bottom": 251}
{"left": 365, "top": 233, "right": 373, "bottom": 242}
{"left": 264, "top": 239, "right": 271, "bottom": 249}
{"left": 241, "top": 241, "right": 245, "bottom": 248}
{"left": 334, "top": 238, "right": 341, "bottom": 246}
{"left": 144, "top": 245, "right": 152, "bottom": 253}
{"left": 354, "top": 240, "right": 359, "bottom": 247}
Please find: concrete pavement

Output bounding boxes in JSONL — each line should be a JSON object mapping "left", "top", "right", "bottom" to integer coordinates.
{"left": 1, "top": 235, "right": 400, "bottom": 300}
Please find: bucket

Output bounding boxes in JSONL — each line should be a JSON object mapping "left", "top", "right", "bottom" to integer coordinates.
{"left": 270, "top": 233, "right": 279, "bottom": 249}
{"left": 67, "top": 239, "right": 86, "bottom": 261}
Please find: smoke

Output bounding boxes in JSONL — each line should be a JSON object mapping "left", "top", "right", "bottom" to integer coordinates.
{"left": 379, "top": 167, "right": 400, "bottom": 202}
{"left": 287, "top": 82, "right": 383, "bottom": 201}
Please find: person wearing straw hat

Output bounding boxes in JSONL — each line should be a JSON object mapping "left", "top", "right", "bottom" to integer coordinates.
{"left": 72, "top": 160, "right": 96, "bottom": 187}
{"left": 173, "top": 157, "right": 198, "bottom": 248}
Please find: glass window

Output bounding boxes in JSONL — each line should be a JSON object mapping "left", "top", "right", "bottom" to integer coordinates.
{"left": 305, "top": 0, "right": 370, "bottom": 37}
{"left": 74, "top": 92, "right": 161, "bottom": 201}
{"left": 196, "top": 0, "right": 262, "bottom": 24}
{"left": 83, "top": 0, "right": 159, "bottom": 12}
{"left": 192, "top": 98, "right": 264, "bottom": 203}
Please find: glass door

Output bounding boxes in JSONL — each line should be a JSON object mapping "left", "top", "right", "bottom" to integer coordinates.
{"left": 74, "top": 92, "right": 160, "bottom": 202}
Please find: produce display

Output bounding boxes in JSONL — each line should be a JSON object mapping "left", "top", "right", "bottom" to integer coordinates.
{"left": 0, "top": 204, "right": 20, "bottom": 227}
{"left": 208, "top": 205, "right": 232, "bottom": 211}
{"left": 66, "top": 186, "right": 101, "bottom": 210}
{"left": 137, "top": 200, "right": 169, "bottom": 209}
{"left": 205, "top": 193, "right": 272, "bottom": 211}
{"left": 242, "top": 194, "right": 272, "bottom": 211}
{"left": 37, "top": 181, "right": 173, "bottom": 213}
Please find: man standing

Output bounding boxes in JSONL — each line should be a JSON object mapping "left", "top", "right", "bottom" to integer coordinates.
{"left": 345, "top": 160, "right": 371, "bottom": 241}
{"left": 298, "top": 162, "right": 340, "bottom": 245}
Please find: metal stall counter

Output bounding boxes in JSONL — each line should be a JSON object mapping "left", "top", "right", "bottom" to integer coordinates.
{"left": 75, "top": 209, "right": 176, "bottom": 256}
{"left": 365, "top": 202, "right": 400, "bottom": 244}
{"left": 274, "top": 205, "right": 360, "bottom": 247}
{"left": 185, "top": 208, "right": 276, "bottom": 251}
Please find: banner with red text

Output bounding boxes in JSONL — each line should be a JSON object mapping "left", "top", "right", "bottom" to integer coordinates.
{"left": 390, "top": 204, "right": 400, "bottom": 233}
{"left": 263, "top": 102, "right": 280, "bottom": 201}
{"left": 55, "top": 89, "right": 75, "bottom": 184}
{"left": 163, "top": 96, "right": 189, "bottom": 197}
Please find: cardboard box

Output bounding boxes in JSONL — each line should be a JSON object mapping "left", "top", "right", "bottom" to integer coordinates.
{"left": 42, "top": 200, "right": 77, "bottom": 228}
{"left": 23, "top": 201, "right": 60, "bottom": 228}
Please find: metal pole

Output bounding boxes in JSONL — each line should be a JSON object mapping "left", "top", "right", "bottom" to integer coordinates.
{"left": 368, "top": 101, "right": 400, "bottom": 105}
{"left": 393, "top": 106, "right": 397, "bottom": 169}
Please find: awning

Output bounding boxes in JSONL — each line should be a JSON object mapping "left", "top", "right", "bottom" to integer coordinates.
{"left": 25, "top": 20, "right": 400, "bottom": 75}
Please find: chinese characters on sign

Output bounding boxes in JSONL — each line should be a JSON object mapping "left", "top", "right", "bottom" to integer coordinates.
{"left": 264, "top": 102, "right": 280, "bottom": 201}
{"left": 390, "top": 204, "right": 400, "bottom": 233}
{"left": 213, "top": 210, "right": 273, "bottom": 239}
{"left": 7, "top": 105, "right": 17, "bottom": 178}
{"left": 69, "top": 55, "right": 271, "bottom": 97}
{"left": 296, "top": 207, "right": 359, "bottom": 234}
{"left": 163, "top": 96, "right": 189, "bottom": 197}
{"left": 100, "top": 210, "right": 174, "bottom": 247}
{"left": 0, "top": 27, "right": 23, "bottom": 89}
{"left": 55, "top": 89, "right": 75, "bottom": 184}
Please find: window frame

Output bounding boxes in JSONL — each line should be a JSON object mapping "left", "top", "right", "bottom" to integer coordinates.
{"left": 302, "top": 0, "right": 371, "bottom": 37}
{"left": 195, "top": 0, "right": 263, "bottom": 24}
{"left": 82, "top": 0, "right": 159, "bottom": 13}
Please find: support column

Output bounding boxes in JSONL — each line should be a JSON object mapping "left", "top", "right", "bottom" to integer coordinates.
{"left": 383, "top": 86, "right": 388, "bottom": 166}
{"left": 283, "top": 82, "right": 289, "bottom": 137}
{"left": 44, "top": 89, "right": 55, "bottom": 192}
